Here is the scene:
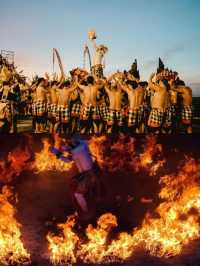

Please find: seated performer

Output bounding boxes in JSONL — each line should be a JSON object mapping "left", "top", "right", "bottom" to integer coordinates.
{"left": 51, "top": 135, "right": 103, "bottom": 221}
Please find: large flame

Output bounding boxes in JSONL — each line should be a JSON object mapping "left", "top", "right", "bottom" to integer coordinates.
{"left": 0, "top": 186, "right": 30, "bottom": 265}
{"left": 47, "top": 142, "right": 200, "bottom": 265}
{"left": 47, "top": 215, "right": 79, "bottom": 265}
{"left": 33, "top": 138, "right": 73, "bottom": 173}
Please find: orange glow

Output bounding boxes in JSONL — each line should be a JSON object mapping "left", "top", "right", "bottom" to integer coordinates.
{"left": 47, "top": 138, "right": 200, "bottom": 264}
{"left": 33, "top": 138, "right": 73, "bottom": 173}
{"left": 0, "top": 186, "right": 30, "bottom": 265}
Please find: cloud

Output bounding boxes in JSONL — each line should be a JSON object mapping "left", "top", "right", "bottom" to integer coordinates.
{"left": 143, "top": 44, "right": 185, "bottom": 70}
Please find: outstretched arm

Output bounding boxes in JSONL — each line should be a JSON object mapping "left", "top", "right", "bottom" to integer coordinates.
{"left": 50, "top": 147, "right": 73, "bottom": 162}
{"left": 68, "top": 82, "right": 78, "bottom": 92}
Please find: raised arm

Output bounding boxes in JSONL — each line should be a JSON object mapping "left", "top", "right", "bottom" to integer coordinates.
{"left": 148, "top": 73, "right": 160, "bottom": 91}
{"left": 77, "top": 82, "right": 87, "bottom": 92}
{"left": 104, "top": 81, "right": 111, "bottom": 95}
{"left": 68, "top": 82, "right": 78, "bottom": 92}
{"left": 117, "top": 80, "right": 129, "bottom": 94}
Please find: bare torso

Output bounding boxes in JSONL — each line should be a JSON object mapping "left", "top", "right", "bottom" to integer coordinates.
{"left": 128, "top": 88, "right": 144, "bottom": 110}
{"left": 106, "top": 87, "right": 123, "bottom": 110}
{"left": 80, "top": 85, "right": 99, "bottom": 106}
{"left": 169, "top": 89, "right": 178, "bottom": 105}
{"left": 151, "top": 86, "right": 168, "bottom": 110}
{"left": 50, "top": 86, "right": 58, "bottom": 104}
{"left": 57, "top": 88, "right": 74, "bottom": 107}
{"left": 94, "top": 51, "right": 104, "bottom": 66}
{"left": 177, "top": 86, "right": 192, "bottom": 106}
{"left": 36, "top": 86, "right": 47, "bottom": 102}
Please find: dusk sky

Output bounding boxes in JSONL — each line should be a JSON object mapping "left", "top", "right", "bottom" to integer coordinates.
{"left": 0, "top": 0, "right": 200, "bottom": 95}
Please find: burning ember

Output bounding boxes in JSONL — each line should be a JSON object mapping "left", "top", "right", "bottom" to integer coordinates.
{"left": 0, "top": 186, "right": 30, "bottom": 265}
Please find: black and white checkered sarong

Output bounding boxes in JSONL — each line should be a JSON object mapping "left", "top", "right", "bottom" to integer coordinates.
{"left": 56, "top": 105, "right": 70, "bottom": 123}
{"left": 181, "top": 105, "right": 192, "bottom": 124}
{"left": 148, "top": 108, "right": 164, "bottom": 127}
{"left": 71, "top": 103, "right": 81, "bottom": 117}
{"left": 81, "top": 104, "right": 100, "bottom": 120}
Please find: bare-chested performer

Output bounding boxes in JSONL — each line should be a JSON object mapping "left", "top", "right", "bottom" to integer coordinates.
{"left": 117, "top": 79, "right": 138, "bottom": 133}
{"left": 89, "top": 31, "right": 108, "bottom": 78}
{"left": 34, "top": 78, "right": 48, "bottom": 133}
{"left": 55, "top": 80, "right": 77, "bottom": 135}
{"left": 147, "top": 73, "right": 168, "bottom": 133}
{"left": 172, "top": 80, "right": 192, "bottom": 134}
{"left": 163, "top": 78, "right": 178, "bottom": 133}
{"left": 97, "top": 87, "right": 109, "bottom": 134}
{"left": 104, "top": 79, "right": 124, "bottom": 134}
{"left": 76, "top": 76, "right": 104, "bottom": 134}
{"left": 48, "top": 81, "right": 59, "bottom": 133}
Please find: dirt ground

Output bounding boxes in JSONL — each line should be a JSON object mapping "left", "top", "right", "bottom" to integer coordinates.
{"left": 0, "top": 134, "right": 200, "bottom": 266}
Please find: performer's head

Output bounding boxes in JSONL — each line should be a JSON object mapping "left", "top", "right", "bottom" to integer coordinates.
{"left": 86, "top": 76, "right": 94, "bottom": 85}
{"left": 63, "top": 80, "right": 71, "bottom": 88}
{"left": 126, "top": 80, "right": 138, "bottom": 90}
{"left": 36, "top": 78, "right": 45, "bottom": 86}
{"left": 138, "top": 81, "right": 148, "bottom": 89}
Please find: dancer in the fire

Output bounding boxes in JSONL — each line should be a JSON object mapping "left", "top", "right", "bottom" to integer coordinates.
{"left": 51, "top": 134, "right": 103, "bottom": 221}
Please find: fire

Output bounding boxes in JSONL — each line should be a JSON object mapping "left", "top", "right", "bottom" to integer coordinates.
{"left": 33, "top": 138, "right": 73, "bottom": 173}
{"left": 0, "top": 146, "right": 31, "bottom": 183}
{"left": 132, "top": 135, "right": 165, "bottom": 175}
{"left": 0, "top": 186, "right": 30, "bottom": 265}
{"left": 47, "top": 147, "right": 200, "bottom": 264}
{"left": 88, "top": 135, "right": 165, "bottom": 176}
{"left": 47, "top": 215, "right": 79, "bottom": 265}
{"left": 78, "top": 213, "right": 118, "bottom": 264}
{"left": 88, "top": 135, "right": 107, "bottom": 167}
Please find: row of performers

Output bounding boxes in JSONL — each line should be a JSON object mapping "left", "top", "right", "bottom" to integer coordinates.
{"left": 30, "top": 69, "right": 192, "bottom": 134}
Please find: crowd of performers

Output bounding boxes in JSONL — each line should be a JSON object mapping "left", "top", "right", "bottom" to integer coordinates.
{"left": 0, "top": 56, "right": 193, "bottom": 134}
